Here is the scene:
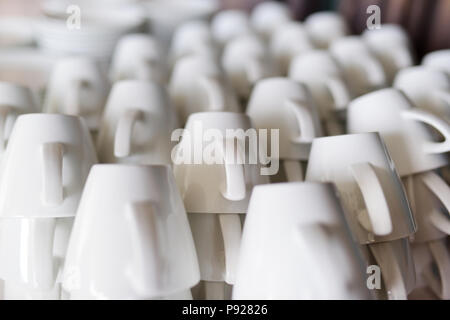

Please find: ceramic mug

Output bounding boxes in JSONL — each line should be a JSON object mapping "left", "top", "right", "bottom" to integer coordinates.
{"left": 246, "top": 77, "right": 323, "bottom": 161}
{"left": 347, "top": 88, "right": 450, "bottom": 176}
{"left": 169, "top": 20, "right": 218, "bottom": 66}
{"left": 306, "top": 132, "right": 416, "bottom": 244}
{"left": 394, "top": 66, "right": 450, "bottom": 122}
{"left": 96, "top": 80, "right": 178, "bottom": 164}
{"left": 0, "top": 114, "right": 97, "bottom": 218}
{"left": 43, "top": 57, "right": 108, "bottom": 132}
{"left": 222, "top": 34, "right": 275, "bottom": 100}
{"left": 249, "top": 1, "right": 291, "bottom": 40}
{"left": 288, "top": 50, "right": 351, "bottom": 126}
{"left": 232, "top": 182, "right": 370, "bottom": 299}
{"left": 211, "top": 10, "right": 252, "bottom": 47}
{"left": 269, "top": 21, "right": 314, "bottom": 75}
{"left": 62, "top": 164, "right": 200, "bottom": 299}
{"left": 422, "top": 49, "right": 450, "bottom": 75}
{"left": 329, "top": 36, "right": 387, "bottom": 97}
{"left": 362, "top": 24, "right": 414, "bottom": 84}
{"left": 169, "top": 55, "right": 240, "bottom": 124}
{"left": 304, "top": 12, "right": 349, "bottom": 49}
{"left": 0, "top": 82, "right": 38, "bottom": 154}
{"left": 110, "top": 33, "right": 168, "bottom": 84}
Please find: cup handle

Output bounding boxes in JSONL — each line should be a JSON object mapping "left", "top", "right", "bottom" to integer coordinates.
{"left": 285, "top": 98, "right": 316, "bottom": 143}
{"left": 245, "top": 57, "right": 264, "bottom": 85}
{"left": 402, "top": 108, "right": 450, "bottom": 154}
{"left": 220, "top": 138, "right": 246, "bottom": 201}
{"left": 125, "top": 200, "right": 162, "bottom": 297}
{"left": 369, "top": 242, "right": 408, "bottom": 300}
{"left": 324, "top": 77, "right": 351, "bottom": 110}
{"left": 28, "top": 218, "right": 57, "bottom": 290}
{"left": 420, "top": 171, "right": 450, "bottom": 235}
{"left": 114, "top": 109, "right": 143, "bottom": 158}
{"left": 66, "top": 79, "right": 89, "bottom": 116}
{"left": 41, "top": 142, "right": 64, "bottom": 206}
{"left": 218, "top": 214, "right": 242, "bottom": 285}
{"left": 350, "top": 162, "right": 393, "bottom": 236}
{"left": 423, "top": 239, "right": 450, "bottom": 300}
{"left": 198, "top": 75, "right": 226, "bottom": 111}
{"left": 358, "top": 57, "right": 386, "bottom": 88}
{"left": 0, "top": 106, "right": 10, "bottom": 152}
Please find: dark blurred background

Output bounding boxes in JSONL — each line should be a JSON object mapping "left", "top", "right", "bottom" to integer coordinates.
{"left": 221, "top": 0, "right": 450, "bottom": 59}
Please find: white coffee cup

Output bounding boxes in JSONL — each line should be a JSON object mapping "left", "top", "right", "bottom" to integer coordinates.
{"left": 330, "top": 36, "right": 387, "bottom": 97}
{"left": 250, "top": 1, "right": 291, "bottom": 40}
{"left": 246, "top": 77, "right": 323, "bottom": 161}
{"left": 403, "top": 172, "right": 450, "bottom": 243}
{"left": 306, "top": 132, "right": 416, "bottom": 244}
{"left": 0, "top": 82, "right": 38, "bottom": 154}
{"left": 43, "top": 57, "right": 109, "bottom": 131}
{"left": 222, "top": 34, "right": 275, "bottom": 100}
{"left": 96, "top": 80, "right": 178, "bottom": 164}
{"left": 347, "top": 88, "right": 450, "bottom": 176}
{"left": 362, "top": 24, "right": 414, "bottom": 83}
{"left": 422, "top": 49, "right": 450, "bottom": 75}
{"left": 169, "top": 55, "right": 240, "bottom": 124}
{"left": 110, "top": 33, "right": 168, "bottom": 84}
{"left": 211, "top": 10, "right": 253, "bottom": 47}
{"left": 62, "top": 164, "right": 200, "bottom": 299}
{"left": 394, "top": 66, "right": 450, "bottom": 122}
{"left": 232, "top": 182, "right": 370, "bottom": 299}
{"left": 288, "top": 50, "right": 351, "bottom": 121}
{"left": 304, "top": 12, "right": 349, "bottom": 49}
{"left": 169, "top": 20, "right": 218, "bottom": 65}
{"left": 0, "top": 114, "right": 97, "bottom": 218}
{"left": 269, "top": 21, "right": 314, "bottom": 75}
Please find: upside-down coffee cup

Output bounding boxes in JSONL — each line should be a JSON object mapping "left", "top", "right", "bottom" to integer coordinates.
{"left": 347, "top": 88, "right": 450, "bottom": 176}
{"left": 173, "top": 112, "right": 268, "bottom": 285}
{"left": 363, "top": 24, "right": 414, "bottom": 83}
{"left": 269, "top": 21, "right": 314, "bottom": 75}
{"left": 169, "top": 55, "right": 240, "bottom": 124}
{"left": 394, "top": 66, "right": 450, "bottom": 122}
{"left": 0, "top": 82, "right": 38, "bottom": 154}
{"left": 330, "top": 36, "right": 387, "bottom": 97}
{"left": 62, "top": 164, "right": 200, "bottom": 299}
{"left": 222, "top": 34, "right": 275, "bottom": 100}
{"left": 0, "top": 114, "right": 97, "bottom": 218}
{"left": 232, "top": 182, "right": 370, "bottom": 299}
{"left": 250, "top": 1, "right": 291, "bottom": 40}
{"left": 211, "top": 10, "right": 252, "bottom": 47}
{"left": 110, "top": 34, "right": 168, "bottom": 84}
{"left": 306, "top": 132, "right": 417, "bottom": 299}
{"left": 43, "top": 57, "right": 108, "bottom": 131}
{"left": 96, "top": 80, "right": 178, "bottom": 164}
{"left": 304, "top": 12, "right": 349, "bottom": 49}
{"left": 288, "top": 50, "right": 351, "bottom": 133}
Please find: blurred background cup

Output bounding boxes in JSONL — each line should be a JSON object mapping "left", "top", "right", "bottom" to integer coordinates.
{"left": 330, "top": 36, "right": 387, "bottom": 97}
{"left": 233, "top": 182, "right": 371, "bottom": 299}
{"left": 110, "top": 33, "right": 168, "bottom": 84}
{"left": 96, "top": 80, "right": 178, "bottom": 165}
{"left": 288, "top": 50, "right": 351, "bottom": 135}
{"left": 304, "top": 11, "right": 349, "bottom": 49}
{"left": 250, "top": 1, "right": 291, "bottom": 41}
{"left": 422, "top": 49, "right": 450, "bottom": 76}
{"left": 222, "top": 34, "right": 276, "bottom": 101}
{"left": 363, "top": 24, "right": 415, "bottom": 84}
{"left": 43, "top": 57, "right": 108, "bottom": 133}
{"left": 0, "top": 82, "right": 38, "bottom": 155}
{"left": 210, "top": 10, "right": 253, "bottom": 47}
{"left": 347, "top": 88, "right": 450, "bottom": 177}
{"left": 269, "top": 21, "right": 314, "bottom": 75}
{"left": 62, "top": 164, "right": 200, "bottom": 299}
{"left": 169, "top": 55, "right": 240, "bottom": 124}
